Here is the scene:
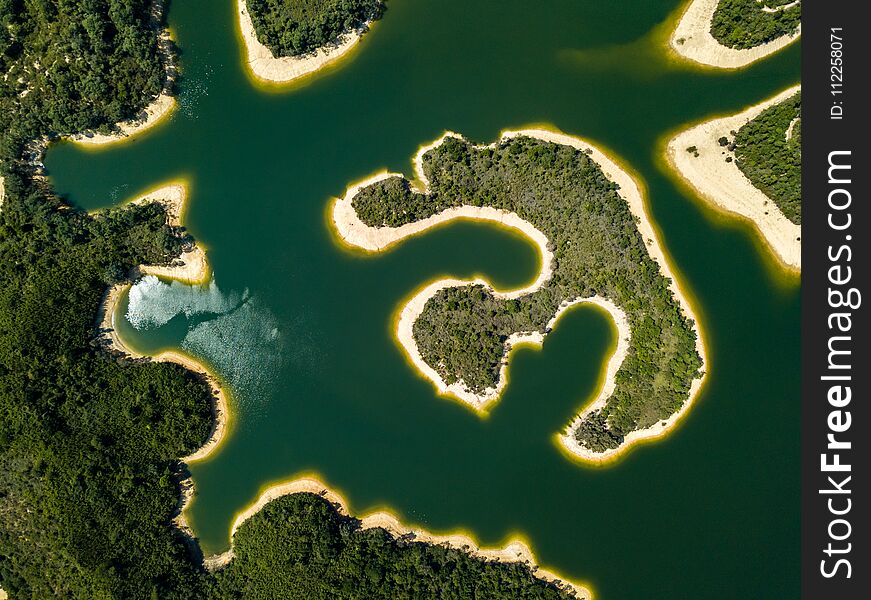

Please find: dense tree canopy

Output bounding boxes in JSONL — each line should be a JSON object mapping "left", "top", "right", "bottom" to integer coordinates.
{"left": 352, "top": 136, "right": 703, "bottom": 453}
{"left": 247, "top": 0, "right": 385, "bottom": 57}
{"left": 0, "top": 2, "right": 581, "bottom": 597}
{"left": 727, "top": 92, "right": 801, "bottom": 224}
{"left": 710, "top": 0, "right": 801, "bottom": 50}
{"left": 215, "top": 493, "right": 581, "bottom": 599}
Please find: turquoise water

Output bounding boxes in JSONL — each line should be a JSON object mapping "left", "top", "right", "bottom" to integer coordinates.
{"left": 45, "top": 1, "right": 800, "bottom": 597}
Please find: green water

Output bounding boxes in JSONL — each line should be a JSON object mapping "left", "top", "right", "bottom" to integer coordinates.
{"left": 45, "top": 0, "right": 801, "bottom": 597}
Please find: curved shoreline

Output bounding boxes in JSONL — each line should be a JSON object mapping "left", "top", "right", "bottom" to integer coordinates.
{"left": 669, "top": 0, "right": 801, "bottom": 69}
{"left": 202, "top": 476, "right": 593, "bottom": 599}
{"left": 237, "top": 0, "right": 368, "bottom": 85}
{"left": 97, "top": 189, "right": 594, "bottom": 596}
{"left": 94, "top": 183, "right": 229, "bottom": 540}
{"left": 664, "top": 85, "right": 801, "bottom": 271}
{"left": 331, "top": 128, "right": 708, "bottom": 463}
{"left": 69, "top": 93, "right": 176, "bottom": 147}
{"left": 70, "top": 1, "right": 177, "bottom": 146}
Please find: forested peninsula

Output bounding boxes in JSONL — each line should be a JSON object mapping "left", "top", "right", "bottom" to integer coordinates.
{"left": 339, "top": 132, "right": 705, "bottom": 458}
{"left": 239, "top": 0, "right": 385, "bottom": 84}
{"left": 0, "top": 1, "right": 584, "bottom": 598}
{"left": 670, "top": 0, "right": 800, "bottom": 69}
{"left": 247, "top": 0, "right": 384, "bottom": 58}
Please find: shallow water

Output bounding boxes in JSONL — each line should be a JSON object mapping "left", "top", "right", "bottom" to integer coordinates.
{"left": 45, "top": 0, "right": 800, "bottom": 597}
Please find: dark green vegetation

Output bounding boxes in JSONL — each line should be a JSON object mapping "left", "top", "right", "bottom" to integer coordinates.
{"left": 0, "top": 2, "right": 582, "bottom": 597}
{"left": 0, "top": 1, "right": 211, "bottom": 596}
{"left": 730, "top": 92, "right": 801, "bottom": 224}
{"left": 247, "top": 0, "right": 385, "bottom": 57}
{"left": 0, "top": 0, "right": 171, "bottom": 160}
{"left": 352, "top": 136, "right": 703, "bottom": 452}
{"left": 710, "top": 0, "right": 801, "bottom": 49}
{"left": 216, "top": 492, "right": 581, "bottom": 599}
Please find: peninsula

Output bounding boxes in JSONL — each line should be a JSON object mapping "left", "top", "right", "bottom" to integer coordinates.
{"left": 238, "top": 0, "right": 384, "bottom": 84}
{"left": 207, "top": 477, "right": 591, "bottom": 598}
{"left": 670, "top": 0, "right": 801, "bottom": 68}
{"left": 666, "top": 85, "right": 801, "bottom": 270}
{"left": 333, "top": 129, "right": 706, "bottom": 461}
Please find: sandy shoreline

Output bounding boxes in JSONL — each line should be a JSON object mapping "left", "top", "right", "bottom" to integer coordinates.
{"left": 332, "top": 128, "right": 707, "bottom": 463}
{"left": 203, "top": 476, "right": 593, "bottom": 599}
{"left": 669, "top": 0, "right": 801, "bottom": 69}
{"left": 93, "top": 182, "right": 229, "bottom": 538}
{"left": 71, "top": 1, "right": 177, "bottom": 145}
{"left": 237, "top": 0, "right": 367, "bottom": 84}
{"left": 665, "top": 85, "right": 801, "bottom": 271}
{"left": 69, "top": 93, "right": 176, "bottom": 146}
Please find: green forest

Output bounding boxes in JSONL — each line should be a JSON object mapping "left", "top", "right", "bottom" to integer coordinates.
{"left": 731, "top": 92, "right": 801, "bottom": 224}
{"left": 710, "top": 0, "right": 801, "bottom": 49}
{"left": 0, "top": 1, "right": 579, "bottom": 597}
{"left": 214, "top": 493, "right": 582, "bottom": 599}
{"left": 247, "top": 0, "right": 385, "bottom": 57}
{"left": 351, "top": 136, "right": 703, "bottom": 453}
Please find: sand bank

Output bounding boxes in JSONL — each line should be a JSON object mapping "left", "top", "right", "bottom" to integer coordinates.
{"left": 69, "top": 93, "right": 176, "bottom": 146}
{"left": 203, "top": 476, "right": 592, "bottom": 599}
{"left": 669, "top": 0, "right": 801, "bottom": 69}
{"left": 665, "top": 85, "right": 801, "bottom": 271}
{"left": 332, "top": 128, "right": 707, "bottom": 462}
{"left": 237, "top": 0, "right": 366, "bottom": 84}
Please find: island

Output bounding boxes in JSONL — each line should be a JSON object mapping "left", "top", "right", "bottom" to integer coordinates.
{"left": 332, "top": 130, "right": 706, "bottom": 461}
{"left": 670, "top": 0, "right": 801, "bottom": 68}
{"left": 0, "top": 1, "right": 594, "bottom": 596}
{"left": 238, "top": 0, "right": 385, "bottom": 84}
{"left": 666, "top": 85, "right": 801, "bottom": 270}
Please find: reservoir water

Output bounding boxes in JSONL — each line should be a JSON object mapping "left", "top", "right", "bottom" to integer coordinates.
{"left": 44, "top": 0, "right": 800, "bottom": 597}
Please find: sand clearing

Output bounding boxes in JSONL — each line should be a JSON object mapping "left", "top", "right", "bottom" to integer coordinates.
{"left": 665, "top": 85, "right": 801, "bottom": 270}
{"left": 237, "top": 0, "right": 366, "bottom": 84}
{"left": 670, "top": 0, "right": 800, "bottom": 69}
{"left": 203, "top": 476, "right": 592, "bottom": 599}
{"left": 332, "top": 129, "right": 707, "bottom": 463}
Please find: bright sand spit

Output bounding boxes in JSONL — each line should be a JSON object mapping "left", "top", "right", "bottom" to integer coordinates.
{"left": 331, "top": 129, "right": 707, "bottom": 463}
{"left": 670, "top": 0, "right": 801, "bottom": 69}
{"left": 203, "top": 476, "right": 593, "bottom": 599}
{"left": 237, "top": 0, "right": 366, "bottom": 84}
{"left": 69, "top": 93, "right": 176, "bottom": 146}
{"left": 665, "top": 84, "right": 801, "bottom": 270}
